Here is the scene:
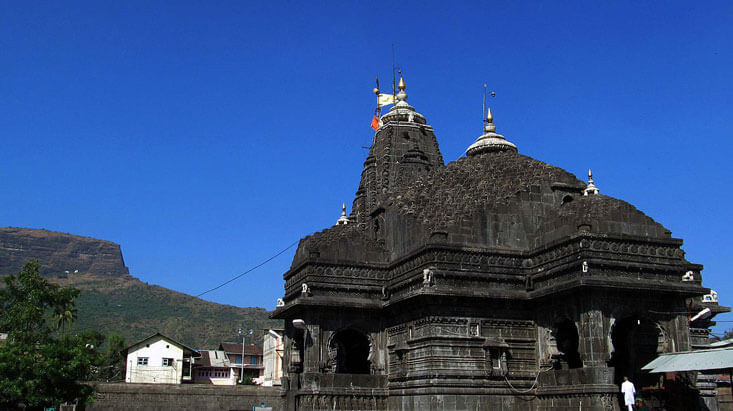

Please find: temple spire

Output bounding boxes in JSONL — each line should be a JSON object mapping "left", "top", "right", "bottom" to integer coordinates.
{"left": 583, "top": 169, "right": 600, "bottom": 196}
{"left": 465, "top": 108, "right": 517, "bottom": 156}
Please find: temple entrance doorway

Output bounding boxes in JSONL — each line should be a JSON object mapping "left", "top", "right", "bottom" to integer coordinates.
{"left": 608, "top": 316, "right": 661, "bottom": 388}
{"left": 553, "top": 319, "right": 583, "bottom": 369}
{"left": 329, "top": 329, "right": 370, "bottom": 374}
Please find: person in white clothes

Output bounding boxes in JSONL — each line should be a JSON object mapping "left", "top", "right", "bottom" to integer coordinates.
{"left": 621, "top": 376, "right": 636, "bottom": 410}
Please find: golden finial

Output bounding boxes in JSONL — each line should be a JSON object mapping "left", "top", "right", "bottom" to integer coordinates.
{"left": 398, "top": 76, "right": 406, "bottom": 91}
{"left": 588, "top": 169, "right": 593, "bottom": 182}
{"left": 486, "top": 108, "right": 494, "bottom": 124}
{"left": 373, "top": 87, "right": 379, "bottom": 95}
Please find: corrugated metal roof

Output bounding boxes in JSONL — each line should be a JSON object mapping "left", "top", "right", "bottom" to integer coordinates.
{"left": 642, "top": 347, "right": 733, "bottom": 373}
{"left": 196, "top": 350, "right": 231, "bottom": 368}
{"left": 709, "top": 338, "right": 733, "bottom": 348}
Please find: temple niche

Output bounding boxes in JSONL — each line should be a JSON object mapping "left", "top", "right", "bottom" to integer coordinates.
{"left": 272, "top": 78, "right": 728, "bottom": 410}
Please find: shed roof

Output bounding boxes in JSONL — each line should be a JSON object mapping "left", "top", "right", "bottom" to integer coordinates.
{"left": 642, "top": 347, "right": 733, "bottom": 373}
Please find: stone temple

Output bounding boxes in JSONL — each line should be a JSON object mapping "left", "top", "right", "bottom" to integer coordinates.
{"left": 272, "top": 78, "right": 727, "bottom": 410}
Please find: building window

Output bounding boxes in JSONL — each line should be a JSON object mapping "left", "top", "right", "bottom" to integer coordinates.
{"left": 235, "top": 355, "right": 242, "bottom": 364}
{"left": 162, "top": 358, "right": 174, "bottom": 366}
{"left": 250, "top": 356, "right": 257, "bottom": 365}
{"left": 137, "top": 357, "right": 148, "bottom": 366}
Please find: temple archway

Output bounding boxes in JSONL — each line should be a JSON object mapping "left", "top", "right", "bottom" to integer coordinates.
{"left": 329, "top": 329, "right": 371, "bottom": 374}
{"left": 553, "top": 319, "right": 583, "bottom": 369}
{"left": 608, "top": 316, "right": 661, "bottom": 387}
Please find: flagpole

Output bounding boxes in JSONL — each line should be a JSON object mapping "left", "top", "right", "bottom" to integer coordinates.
{"left": 374, "top": 76, "right": 381, "bottom": 118}
{"left": 370, "top": 76, "right": 381, "bottom": 132}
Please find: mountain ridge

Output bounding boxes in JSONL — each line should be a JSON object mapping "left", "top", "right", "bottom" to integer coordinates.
{"left": 0, "top": 227, "right": 279, "bottom": 348}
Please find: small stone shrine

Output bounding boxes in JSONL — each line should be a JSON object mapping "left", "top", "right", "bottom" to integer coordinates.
{"left": 272, "top": 78, "right": 727, "bottom": 410}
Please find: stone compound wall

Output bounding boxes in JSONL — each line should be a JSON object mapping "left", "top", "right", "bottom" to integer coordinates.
{"left": 87, "top": 383, "right": 283, "bottom": 411}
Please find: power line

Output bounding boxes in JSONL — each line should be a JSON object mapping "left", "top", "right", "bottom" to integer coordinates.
{"left": 196, "top": 240, "right": 299, "bottom": 298}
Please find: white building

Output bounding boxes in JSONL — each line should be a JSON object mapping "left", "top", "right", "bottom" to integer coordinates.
{"left": 123, "top": 332, "right": 199, "bottom": 384}
{"left": 262, "top": 329, "right": 284, "bottom": 386}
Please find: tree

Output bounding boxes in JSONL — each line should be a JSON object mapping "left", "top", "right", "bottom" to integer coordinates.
{"left": 97, "top": 333, "right": 126, "bottom": 382}
{"left": 0, "top": 261, "right": 102, "bottom": 409}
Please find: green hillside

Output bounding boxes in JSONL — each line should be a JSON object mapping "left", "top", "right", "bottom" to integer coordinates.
{"left": 64, "top": 274, "right": 281, "bottom": 348}
{"left": 0, "top": 227, "right": 281, "bottom": 349}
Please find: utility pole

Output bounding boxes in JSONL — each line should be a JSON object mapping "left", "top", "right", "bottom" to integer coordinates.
{"left": 237, "top": 328, "right": 245, "bottom": 384}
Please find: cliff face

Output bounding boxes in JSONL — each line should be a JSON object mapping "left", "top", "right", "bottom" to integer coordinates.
{"left": 0, "top": 227, "right": 129, "bottom": 278}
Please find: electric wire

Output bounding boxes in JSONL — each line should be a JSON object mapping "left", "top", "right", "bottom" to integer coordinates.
{"left": 196, "top": 240, "right": 299, "bottom": 298}
{"left": 503, "top": 365, "right": 555, "bottom": 395}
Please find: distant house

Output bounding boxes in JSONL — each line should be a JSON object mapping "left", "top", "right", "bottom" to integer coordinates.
{"left": 219, "top": 342, "right": 264, "bottom": 382}
{"left": 262, "top": 329, "right": 284, "bottom": 386}
{"left": 123, "top": 332, "right": 200, "bottom": 384}
{"left": 193, "top": 350, "right": 238, "bottom": 385}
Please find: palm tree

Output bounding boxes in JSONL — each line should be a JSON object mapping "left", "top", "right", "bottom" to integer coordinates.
{"left": 54, "top": 306, "right": 76, "bottom": 332}
{"left": 53, "top": 290, "right": 78, "bottom": 332}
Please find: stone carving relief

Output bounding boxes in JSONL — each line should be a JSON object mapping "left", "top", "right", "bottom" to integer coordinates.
{"left": 422, "top": 268, "right": 434, "bottom": 287}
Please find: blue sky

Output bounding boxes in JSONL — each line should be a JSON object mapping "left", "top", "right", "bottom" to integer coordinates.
{"left": 2, "top": 1, "right": 732, "bottom": 335}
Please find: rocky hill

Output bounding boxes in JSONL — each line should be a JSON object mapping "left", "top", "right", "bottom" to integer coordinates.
{"left": 0, "top": 227, "right": 279, "bottom": 348}
{"left": 0, "top": 227, "right": 130, "bottom": 278}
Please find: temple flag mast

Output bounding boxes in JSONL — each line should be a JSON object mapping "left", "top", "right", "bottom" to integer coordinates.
{"left": 371, "top": 75, "right": 397, "bottom": 130}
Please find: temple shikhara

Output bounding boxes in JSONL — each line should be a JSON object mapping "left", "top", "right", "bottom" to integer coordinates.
{"left": 272, "top": 78, "right": 727, "bottom": 410}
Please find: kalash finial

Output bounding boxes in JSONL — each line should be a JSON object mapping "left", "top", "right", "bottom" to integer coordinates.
{"left": 466, "top": 107, "right": 517, "bottom": 156}
{"left": 380, "top": 73, "right": 426, "bottom": 124}
{"left": 484, "top": 108, "right": 496, "bottom": 132}
{"left": 396, "top": 76, "right": 407, "bottom": 102}
{"left": 336, "top": 203, "right": 349, "bottom": 225}
{"left": 584, "top": 169, "right": 600, "bottom": 196}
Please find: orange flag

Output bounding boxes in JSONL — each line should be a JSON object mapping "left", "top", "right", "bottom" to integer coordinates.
{"left": 370, "top": 115, "right": 379, "bottom": 131}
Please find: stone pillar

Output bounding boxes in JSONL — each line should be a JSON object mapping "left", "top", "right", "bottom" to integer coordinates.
{"left": 304, "top": 323, "right": 321, "bottom": 373}
{"left": 577, "top": 309, "right": 609, "bottom": 367}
